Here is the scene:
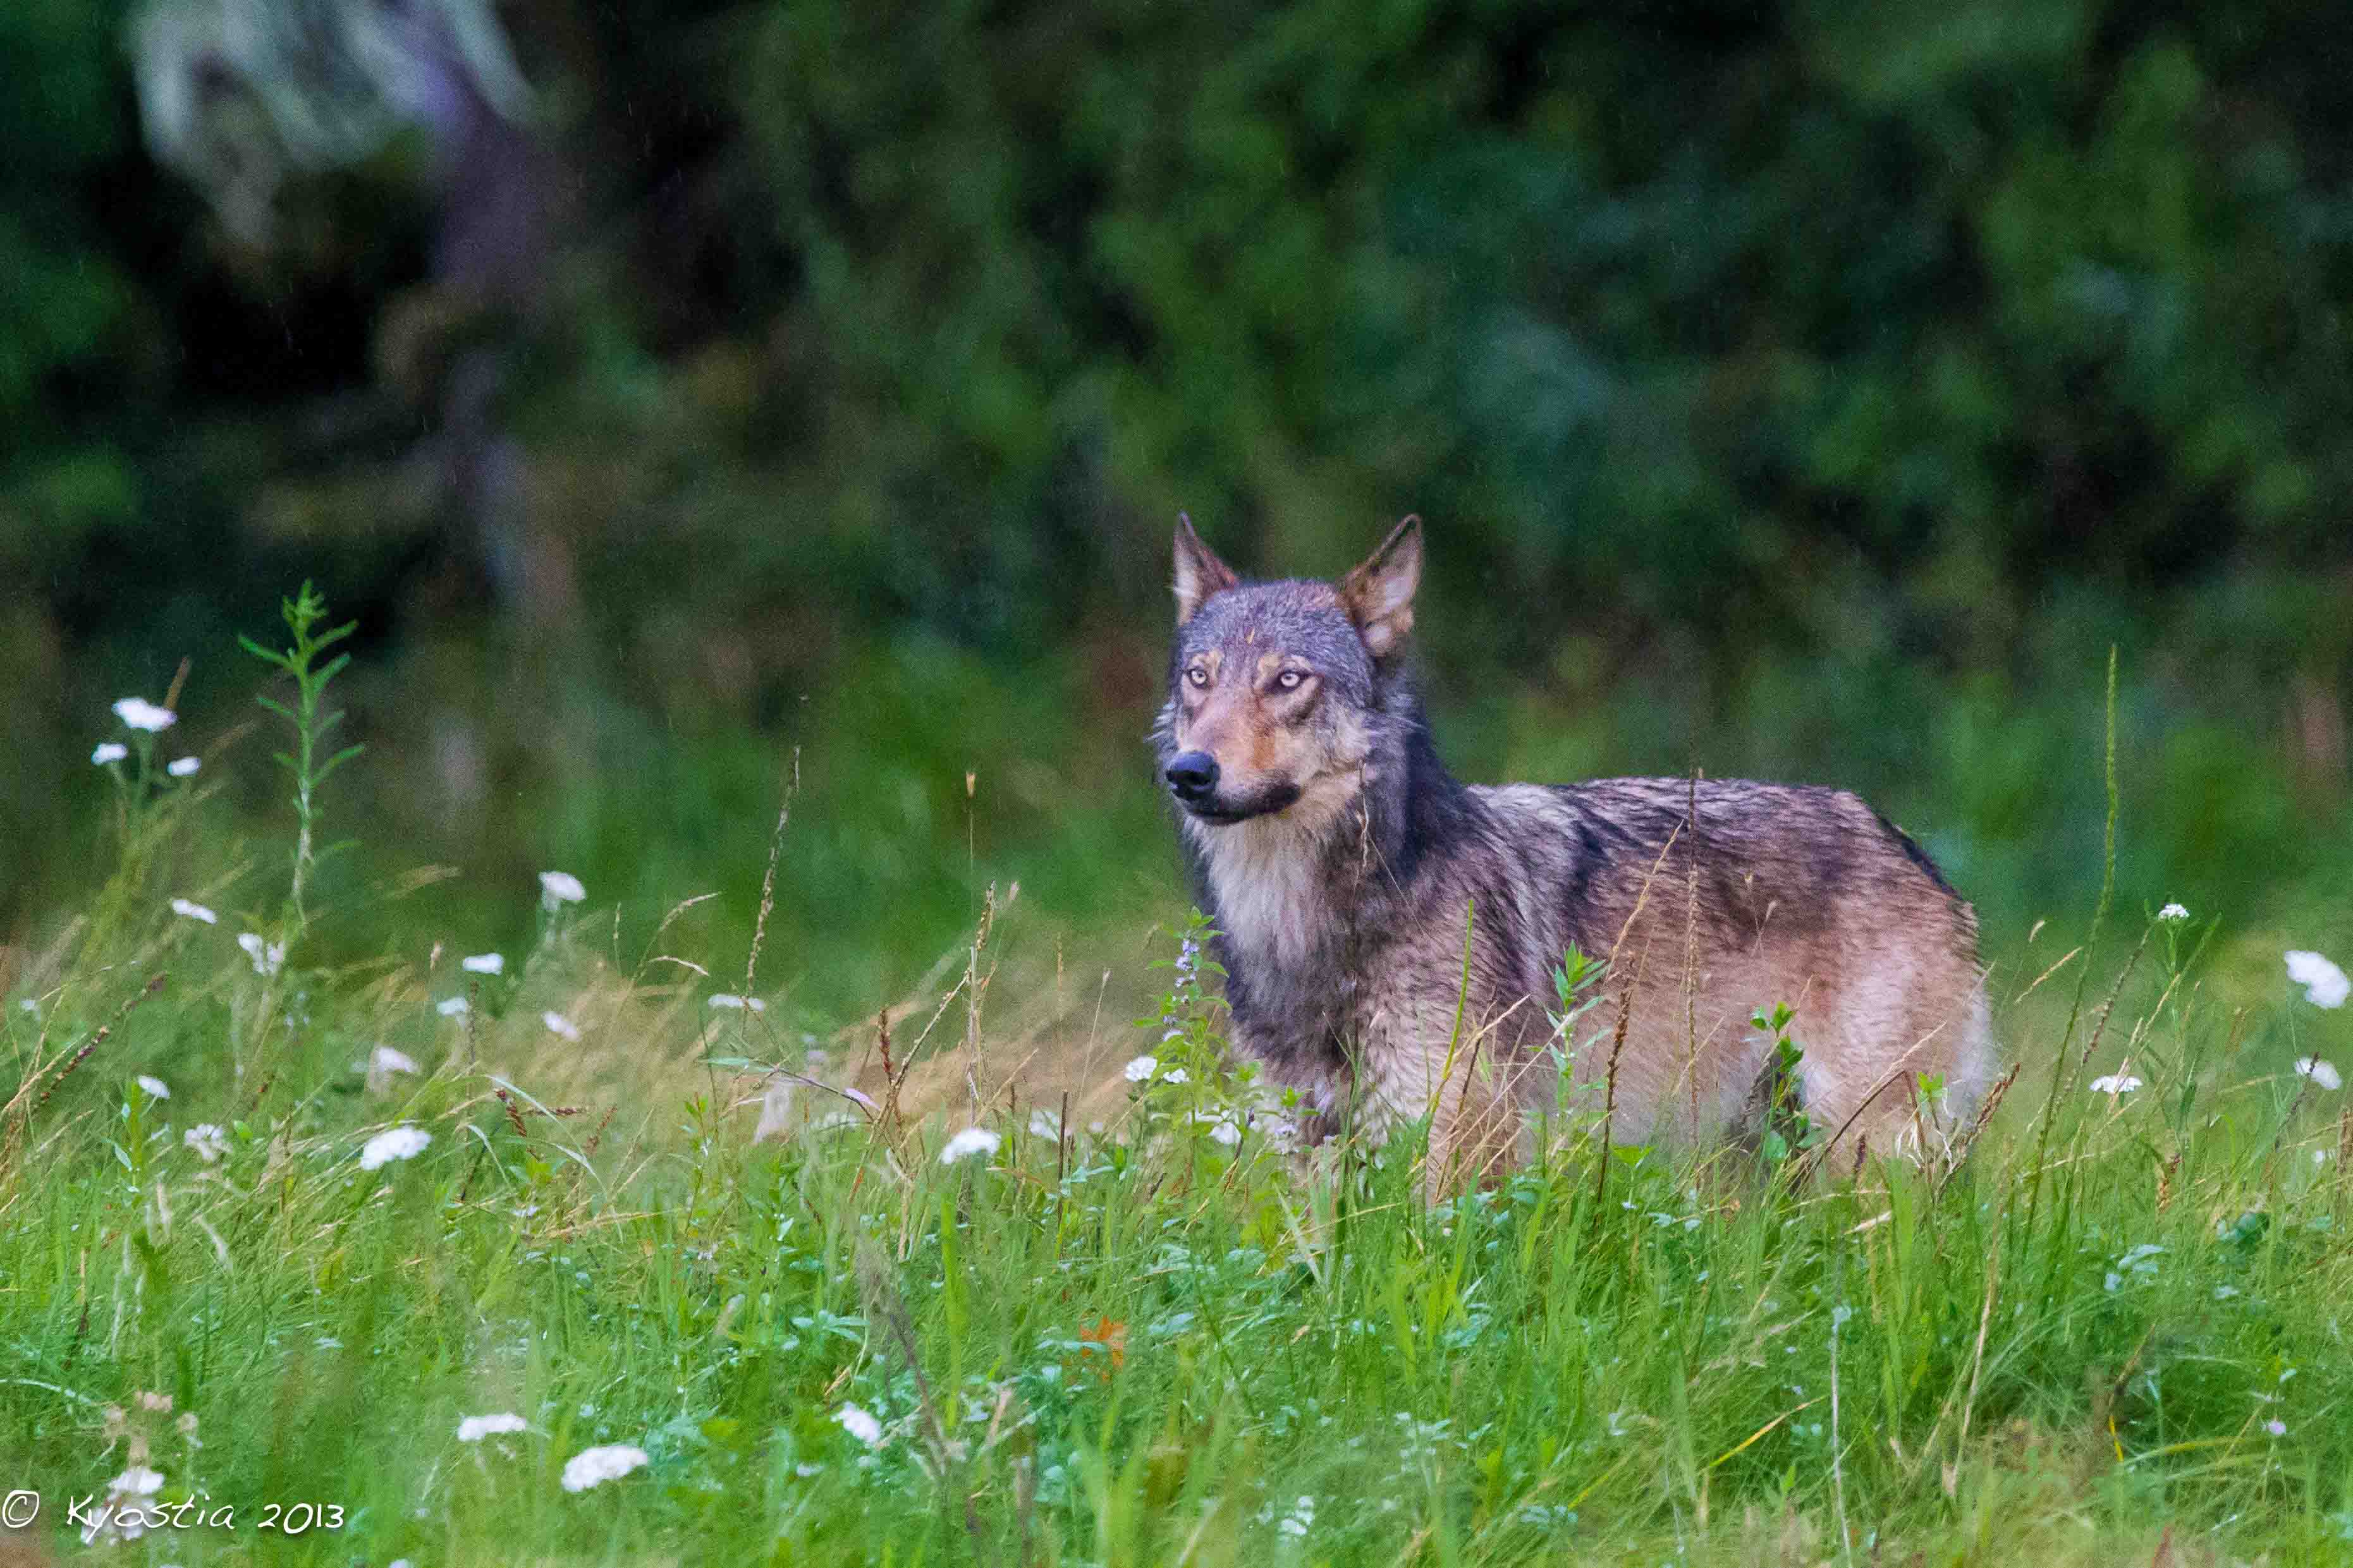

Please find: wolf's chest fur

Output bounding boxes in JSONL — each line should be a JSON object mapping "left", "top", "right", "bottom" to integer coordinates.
{"left": 1188, "top": 781, "right": 1571, "bottom": 1129}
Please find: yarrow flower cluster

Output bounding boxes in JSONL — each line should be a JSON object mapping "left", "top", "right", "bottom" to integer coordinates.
{"left": 2156, "top": 902, "right": 2189, "bottom": 923}
{"left": 834, "top": 1404, "right": 884, "bottom": 1447}
{"left": 1190, "top": 1112, "right": 1242, "bottom": 1146}
{"left": 542, "top": 1011, "right": 581, "bottom": 1042}
{"left": 560, "top": 1443, "right": 649, "bottom": 1492}
{"left": 364, "top": 1046, "right": 419, "bottom": 1095}
{"left": 458, "top": 1412, "right": 528, "bottom": 1442}
{"left": 708, "top": 993, "right": 766, "bottom": 1012}
{"left": 359, "top": 1126, "right": 431, "bottom": 1170}
{"left": 461, "top": 952, "right": 504, "bottom": 976}
{"left": 113, "top": 697, "right": 177, "bottom": 732}
{"left": 237, "top": 932, "right": 285, "bottom": 976}
{"left": 2295, "top": 1057, "right": 2343, "bottom": 1092}
{"left": 2286, "top": 951, "right": 2349, "bottom": 1010}
{"left": 78, "top": 1462, "right": 165, "bottom": 1545}
{"left": 90, "top": 697, "right": 190, "bottom": 786}
{"left": 2089, "top": 1074, "right": 2142, "bottom": 1096}
{"left": 1123, "top": 1055, "right": 1158, "bottom": 1083}
{"left": 539, "top": 870, "right": 585, "bottom": 912}
{"left": 939, "top": 1126, "right": 1001, "bottom": 1165}
{"left": 184, "top": 1124, "right": 229, "bottom": 1162}
{"left": 170, "top": 897, "right": 217, "bottom": 925}
{"left": 136, "top": 1075, "right": 171, "bottom": 1100}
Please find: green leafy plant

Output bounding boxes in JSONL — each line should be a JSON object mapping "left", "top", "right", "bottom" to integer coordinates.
{"left": 1751, "top": 1001, "right": 1823, "bottom": 1167}
{"left": 239, "top": 581, "right": 362, "bottom": 932}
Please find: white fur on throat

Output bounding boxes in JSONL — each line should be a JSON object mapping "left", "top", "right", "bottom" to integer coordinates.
{"left": 1184, "top": 768, "right": 1363, "bottom": 971}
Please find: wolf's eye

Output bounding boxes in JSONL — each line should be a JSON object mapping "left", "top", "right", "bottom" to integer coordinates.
{"left": 1186, "top": 665, "right": 1210, "bottom": 688}
{"left": 1275, "top": 669, "right": 1305, "bottom": 690}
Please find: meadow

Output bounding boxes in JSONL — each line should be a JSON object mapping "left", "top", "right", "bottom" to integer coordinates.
{"left": 3, "top": 597, "right": 2352, "bottom": 1568}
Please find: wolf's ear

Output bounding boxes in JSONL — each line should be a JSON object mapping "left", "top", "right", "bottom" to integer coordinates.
{"left": 1338, "top": 515, "right": 1422, "bottom": 658}
{"left": 1172, "top": 513, "right": 1239, "bottom": 625}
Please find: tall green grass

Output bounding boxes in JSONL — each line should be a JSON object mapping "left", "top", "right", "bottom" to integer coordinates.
{"left": 2, "top": 607, "right": 2349, "bottom": 1565}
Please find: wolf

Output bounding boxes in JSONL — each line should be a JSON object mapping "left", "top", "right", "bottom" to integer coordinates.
{"left": 1152, "top": 514, "right": 1995, "bottom": 1184}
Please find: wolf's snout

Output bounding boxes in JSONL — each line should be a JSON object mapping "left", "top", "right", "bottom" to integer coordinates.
{"left": 1164, "top": 751, "right": 1219, "bottom": 802}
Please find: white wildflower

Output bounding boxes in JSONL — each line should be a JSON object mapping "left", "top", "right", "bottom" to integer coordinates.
{"left": 236, "top": 932, "right": 284, "bottom": 976}
{"left": 461, "top": 952, "right": 504, "bottom": 976}
{"left": 359, "top": 1126, "right": 431, "bottom": 1170}
{"left": 115, "top": 1464, "right": 164, "bottom": 1496}
{"left": 2286, "top": 951, "right": 2349, "bottom": 1010}
{"left": 708, "top": 993, "right": 766, "bottom": 1012}
{"left": 1123, "top": 1055, "right": 1158, "bottom": 1083}
{"left": 80, "top": 1464, "right": 166, "bottom": 1545}
{"left": 560, "top": 1443, "right": 649, "bottom": 1492}
{"left": 750, "top": 1076, "right": 798, "bottom": 1143}
{"left": 2089, "top": 1074, "right": 2142, "bottom": 1095}
{"left": 1027, "top": 1109, "right": 1062, "bottom": 1139}
{"left": 939, "top": 1126, "right": 1001, "bottom": 1165}
{"left": 834, "top": 1404, "right": 884, "bottom": 1447}
{"left": 1191, "top": 1113, "right": 1241, "bottom": 1146}
{"left": 1277, "top": 1495, "right": 1316, "bottom": 1538}
{"left": 2265, "top": 1418, "right": 2287, "bottom": 1437}
{"left": 458, "top": 1412, "right": 528, "bottom": 1442}
{"left": 169, "top": 897, "right": 217, "bottom": 924}
{"left": 542, "top": 1011, "right": 581, "bottom": 1042}
{"left": 1161, "top": 1066, "right": 1190, "bottom": 1085}
{"left": 167, "top": 756, "right": 200, "bottom": 777}
{"left": 183, "top": 1124, "right": 229, "bottom": 1162}
{"left": 113, "top": 697, "right": 176, "bottom": 732}
{"left": 92, "top": 741, "right": 128, "bottom": 765}
{"left": 136, "top": 1075, "right": 170, "bottom": 1100}
{"left": 2295, "top": 1057, "right": 2343, "bottom": 1092}
{"left": 2156, "top": 902, "right": 2189, "bottom": 923}
{"left": 436, "top": 995, "right": 469, "bottom": 1017}
{"left": 365, "top": 1046, "right": 419, "bottom": 1094}
{"left": 538, "top": 870, "right": 586, "bottom": 911}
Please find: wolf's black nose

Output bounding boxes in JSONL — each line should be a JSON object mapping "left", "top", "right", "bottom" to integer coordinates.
{"left": 1165, "top": 751, "right": 1219, "bottom": 801}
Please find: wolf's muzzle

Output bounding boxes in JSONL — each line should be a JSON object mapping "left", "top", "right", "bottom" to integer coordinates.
{"left": 1164, "top": 750, "right": 1219, "bottom": 805}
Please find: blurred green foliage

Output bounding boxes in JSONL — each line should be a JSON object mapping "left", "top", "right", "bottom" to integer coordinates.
{"left": 3, "top": 0, "right": 2350, "bottom": 1017}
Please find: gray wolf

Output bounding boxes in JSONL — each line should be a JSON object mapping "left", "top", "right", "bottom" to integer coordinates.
{"left": 1152, "top": 514, "right": 1995, "bottom": 1184}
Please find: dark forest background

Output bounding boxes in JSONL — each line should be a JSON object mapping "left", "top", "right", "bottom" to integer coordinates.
{"left": 5, "top": 0, "right": 2350, "bottom": 1025}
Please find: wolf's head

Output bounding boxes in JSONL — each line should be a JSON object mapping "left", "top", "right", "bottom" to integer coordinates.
{"left": 1154, "top": 514, "right": 1422, "bottom": 827}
